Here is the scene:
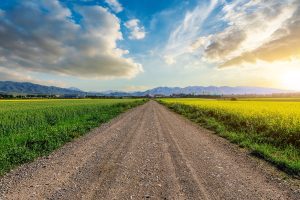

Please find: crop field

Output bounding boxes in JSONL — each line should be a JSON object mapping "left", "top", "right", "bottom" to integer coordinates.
{"left": 159, "top": 98, "right": 300, "bottom": 175}
{"left": 0, "top": 99, "right": 146, "bottom": 175}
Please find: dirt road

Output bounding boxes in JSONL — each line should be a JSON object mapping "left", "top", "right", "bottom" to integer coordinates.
{"left": 0, "top": 101, "right": 299, "bottom": 199}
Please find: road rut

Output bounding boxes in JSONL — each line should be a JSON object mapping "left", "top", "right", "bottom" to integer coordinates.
{"left": 0, "top": 101, "right": 299, "bottom": 199}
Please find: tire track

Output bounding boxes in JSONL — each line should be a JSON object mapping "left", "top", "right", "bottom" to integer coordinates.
{"left": 0, "top": 104, "right": 147, "bottom": 200}
{"left": 48, "top": 104, "right": 148, "bottom": 199}
{"left": 0, "top": 101, "right": 299, "bottom": 200}
{"left": 100, "top": 101, "right": 184, "bottom": 199}
{"left": 155, "top": 101, "right": 299, "bottom": 200}
{"left": 155, "top": 104, "right": 212, "bottom": 200}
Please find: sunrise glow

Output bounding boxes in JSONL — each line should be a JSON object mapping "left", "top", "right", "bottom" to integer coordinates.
{"left": 281, "top": 70, "right": 300, "bottom": 91}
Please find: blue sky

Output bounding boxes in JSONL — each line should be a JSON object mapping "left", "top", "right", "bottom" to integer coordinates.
{"left": 0, "top": 0, "right": 300, "bottom": 91}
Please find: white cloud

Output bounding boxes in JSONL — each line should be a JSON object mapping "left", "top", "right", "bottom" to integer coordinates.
{"left": 163, "top": 55, "right": 176, "bottom": 65}
{"left": 0, "top": 67, "right": 66, "bottom": 87}
{"left": 195, "top": 0, "right": 299, "bottom": 67}
{"left": 163, "top": 0, "right": 219, "bottom": 64}
{"left": 123, "top": 85, "right": 150, "bottom": 92}
{"left": 0, "top": 0, "right": 142, "bottom": 79}
{"left": 163, "top": 0, "right": 300, "bottom": 69}
{"left": 219, "top": 0, "right": 300, "bottom": 67}
{"left": 124, "top": 19, "right": 146, "bottom": 40}
{"left": 105, "top": 0, "right": 123, "bottom": 13}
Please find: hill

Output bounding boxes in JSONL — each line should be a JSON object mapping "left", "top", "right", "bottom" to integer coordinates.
{"left": 0, "top": 81, "right": 86, "bottom": 95}
{"left": 0, "top": 81, "right": 292, "bottom": 96}
{"left": 135, "top": 86, "right": 291, "bottom": 96}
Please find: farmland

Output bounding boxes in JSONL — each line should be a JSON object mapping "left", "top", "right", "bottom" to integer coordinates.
{"left": 159, "top": 98, "right": 300, "bottom": 175}
{"left": 0, "top": 99, "right": 146, "bottom": 175}
{"left": 1, "top": 100, "right": 299, "bottom": 199}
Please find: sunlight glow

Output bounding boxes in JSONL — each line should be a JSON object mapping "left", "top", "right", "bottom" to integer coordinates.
{"left": 281, "top": 70, "right": 300, "bottom": 91}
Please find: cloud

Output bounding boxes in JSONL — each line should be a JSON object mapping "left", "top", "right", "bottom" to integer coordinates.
{"left": 105, "top": 0, "right": 123, "bottom": 13}
{"left": 0, "top": 67, "right": 34, "bottom": 83}
{"left": 123, "top": 85, "right": 150, "bottom": 92}
{"left": 124, "top": 19, "right": 146, "bottom": 40}
{"left": 163, "top": 0, "right": 219, "bottom": 64}
{"left": 0, "top": 67, "right": 66, "bottom": 87}
{"left": 0, "top": 0, "right": 142, "bottom": 79}
{"left": 163, "top": 55, "right": 176, "bottom": 65}
{"left": 219, "top": 0, "right": 300, "bottom": 67}
{"left": 204, "top": 28, "right": 246, "bottom": 60}
{"left": 194, "top": 0, "right": 299, "bottom": 67}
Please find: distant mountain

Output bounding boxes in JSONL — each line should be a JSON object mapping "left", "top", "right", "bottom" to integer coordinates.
{"left": 68, "top": 87, "right": 83, "bottom": 92}
{"left": 0, "top": 81, "right": 86, "bottom": 95}
{"left": 0, "top": 81, "right": 293, "bottom": 96}
{"left": 131, "top": 86, "right": 292, "bottom": 96}
{"left": 101, "top": 90, "right": 123, "bottom": 94}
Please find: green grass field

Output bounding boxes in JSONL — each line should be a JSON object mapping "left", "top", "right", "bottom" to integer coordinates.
{"left": 0, "top": 99, "right": 146, "bottom": 175}
{"left": 159, "top": 98, "right": 300, "bottom": 176}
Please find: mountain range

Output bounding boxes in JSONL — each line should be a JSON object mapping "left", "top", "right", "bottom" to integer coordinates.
{"left": 0, "top": 81, "right": 293, "bottom": 97}
{"left": 0, "top": 81, "right": 86, "bottom": 96}
{"left": 137, "top": 86, "right": 291, "bottom": 96}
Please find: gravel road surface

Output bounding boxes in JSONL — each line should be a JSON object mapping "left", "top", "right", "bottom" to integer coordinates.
{"left": 0, "top": 100, "right": 299, "bottom": 200}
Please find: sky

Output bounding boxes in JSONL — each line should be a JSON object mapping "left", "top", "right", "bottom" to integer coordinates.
{"left": 0, "top": 0, "right": 299, "bottom": 92}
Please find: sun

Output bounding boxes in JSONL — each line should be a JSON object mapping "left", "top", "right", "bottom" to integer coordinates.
{"left": 281, "top": 70, "right": 300, "bottom": 91}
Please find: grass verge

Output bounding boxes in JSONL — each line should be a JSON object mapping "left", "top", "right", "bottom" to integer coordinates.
{"left": 159, "top": 101, "right": 300, "bottom": 177}
{"left": 0, "top": 99, "right": 146, "bottom": 176}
